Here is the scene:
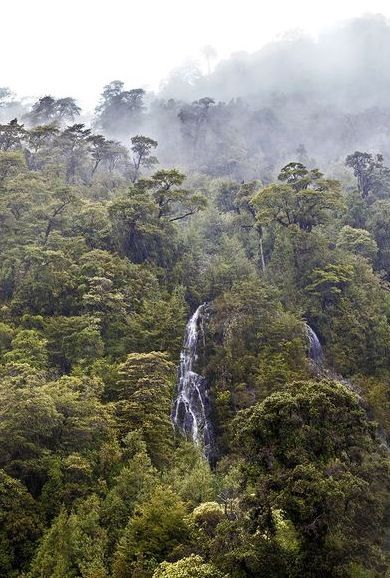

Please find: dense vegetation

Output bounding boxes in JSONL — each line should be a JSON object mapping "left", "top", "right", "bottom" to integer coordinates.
{"left": 0, "top": 45, "right": 390, "bottom": 576}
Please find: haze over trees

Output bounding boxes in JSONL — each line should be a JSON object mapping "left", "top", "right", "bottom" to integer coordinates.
{"left": 0, "top": 12, "right": 389, "bottom": 578}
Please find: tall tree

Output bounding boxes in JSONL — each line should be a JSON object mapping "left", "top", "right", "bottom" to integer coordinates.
{"left": 130, "top": 135, "right": 158, "bottom": 182}
{"left": 29, "top": 495, "right": 108, "bottom": 578}
{"left": 112, "top": 486, "right": 188, "bottom": 577}
{"left": 253, "top": 163, "right": 343, "bottom": 232}
{"left": 58, "top": 124, "right": 91, "bottom": 182}
{"left": 95, "top": 81, "right": 145, "bottom": 135}
{"left": 145, "top": 168, "right": 207, "bottom": 221}
{"left": 346, "top": 151, "right": 390, "bottom": 199}
{"left": 0, "top": 119, "right": 26, "bottom": 151}
{"left": 178, "top": 97, "right": 215, "bottom": 163}
{"left": 25, "top": 96, "right": 81, "bottom": 126}
{"left": 113, "top": 351, "right": 175, "bottom": 466}
{"left": 0, "top": 470, "right": 42, "bottom": 576}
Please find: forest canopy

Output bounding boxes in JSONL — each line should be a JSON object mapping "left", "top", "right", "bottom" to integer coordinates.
{"left": 0, "top": 11, "right": 389, "bottom": 578}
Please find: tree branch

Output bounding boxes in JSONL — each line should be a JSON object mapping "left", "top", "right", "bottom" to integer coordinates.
{"left": 168, "top": 210, "right": 195, "bottom": 222}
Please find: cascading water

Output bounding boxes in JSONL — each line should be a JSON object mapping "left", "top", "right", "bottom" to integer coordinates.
{"left": 172, "top": 304, "right": 215, "bottom": 461}
{"left": 305, "top": 323, "right": 324, "bottom": 365}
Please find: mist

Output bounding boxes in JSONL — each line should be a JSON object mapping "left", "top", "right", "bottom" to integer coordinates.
{"left": 3, "top": 14, "right": 390, "bottom": 181}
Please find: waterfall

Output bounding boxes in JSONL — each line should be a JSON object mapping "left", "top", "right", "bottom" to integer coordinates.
{"left": 305, "top": 323, "right": 324, "bottom": 365}
{"left": 172, "top": 304, "right": 215, "bottom": 461}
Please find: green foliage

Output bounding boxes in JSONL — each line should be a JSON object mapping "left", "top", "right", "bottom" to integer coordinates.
{"left": 130, "top": 135, "right": 158, "bottom": 182}
{"left": 253, "top": 162, "right": 343, "bottom": 232}
{"left": 3, "top": 329, "right": 48, "bottom": 369}
{"left": 101, "top": 448, "right": 158, "bottom": 550}
{"left": 0, "top": 151, "right": 26, "bottom": 186}
{"left": 307, "top": 258, "right": 390, "bottom": 374}
{"left": 345, "top": 151, "right": 390, "bottom": 199}
{"left": 234, "top": 380, "right": 390, "bottom": 577}
{"left": 0, "top": 470, "right": 41, "bottom": 576}
{"left": 191, "top": 502, "right": 225, "bottom": 536}
{"left": 207, "top": 278, "right": 309, "bottom": 448}
{"left": 0, "top": 102, "right": 388, "bottom": 577}
{"left": 367, "top": 199, "right": 390, "bottom": 274}
{"left": 113, "top": 351, "right": 175, "bottom": 466}
{"left": 112, "top": 486, "right": 189, "bottom": 577}
{"left": 126, "top": 286, "right": 187, "bottom": 359}
{"left": 0, "top": 370, "right": 112, "bottom": 494}
{"left": 153, "top": 555, "right": 225, "bottom": 578}
{"left": 337, "top": 225, "right": 378, "bottom": 261}
{"left": 29, "top": 495, "right": 108, "bottom": 578}
{"left": 164, "top": 443, "right": 216, "bottom": 507}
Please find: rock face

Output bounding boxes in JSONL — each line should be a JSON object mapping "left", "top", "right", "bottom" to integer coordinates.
{"left": 172, "top": 304, "right": 215, "bottom": 461}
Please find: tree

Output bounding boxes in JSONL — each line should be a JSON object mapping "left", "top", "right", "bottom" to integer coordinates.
{"left": 112, "top": 486, "right": 188, "bottom": 577}
{"left": 253, "top": 163, "right": 343, "bottom": 232}
{"left": 9, "top": 247, "right": 80, "bottom": 317}
{"left": 178, "top": 97, "right": 215, "bottom": 163}
{"left": 0, "top": 377, "right": 61, "bottom": 492}
{"left": 95, "top": 81, "right": 145, "bottom": 135}
{"left": 108, "top": 190, "right": 163, "bottom": 264}
{"left": 0, "top": 364, "right": 112, "bottom": 494}
{"left": 87, "top": 134, "right": 110, "bottom": 178}
{"left": 25, "top": 96, "right": 81, "bottom": 126}
{"left": 153, "top": 555, "right": 225, "bottom": 578}
{"left": 113, "top": 351, "right": 175, "bottom": 465}
{"left": 29, "top": 495, "right": 108, "bottom": 578}
{"left": 126, "top": 286, "right": 187, "bottom": 359}
{"left": 101, "top": 448, "right": 157, "bottom": 551}
{"left": 208, "top": 278, "right": 308, "bottom": 449}
{"left": 234, "top": 380, "right": 390, "bottom": 577}
{"left": 55, "top": 97, "right": 81, "bottom": 122}
{"left": 42, "top": 186, "right": 76, "bottom": 244}
{"left": 85, "top": 135, "right": 128, "bottom": 179}
{"left": 25, "top": 96, "right": 57, "bottom": 125}
{"left": 144, "top": 169, "right": 207, "bottom": 221}
{"left": 233, "top": 181, "right": 266, "bottom": 272}
{"left": 0, "top": 151, "right": 26, "bottom": 186}
{"left": 0, "top": 119, "right": 26, "bottom": 151}
{"left": 0, "top": 469, "right": 42, "bottom": 576}
{"left": 103, "top": 139, "right": 128, "bottom": 173}
{"left": 345, "top": 151, "right": 390, "bottom": 199}
{"left": 42, "top": 376, "right": 113, "bottom": 456}
{"left": 166, "top": 443, "right": 216, "bottom": 507}
{"left": 306, "top": 263, "right": 355, "bottom": 307}
{"left": 27, "top": 123, "right": 60, "bottom": 169}
{"left": 337, "top": 225, "right": 378, "bottom": 261}
{"left": 3, "top": 329, "right": 48, "bottom": 369}
{"left": 306, "top": 258, "right": 390, "bottom": 375}
{"left": 130, "top": 135, "right": 158, "bottom": 182}
{"left": 191, "top": 502, "right": 225, "bottom": 537}
{"left": 367, "top": 200, "right": 390, "bottom": 276}
{"left": 57, "top": 124, "right": 91, "bottom": 182}
{"left": 109, "top": 170, "right": 201, "bottom": 266}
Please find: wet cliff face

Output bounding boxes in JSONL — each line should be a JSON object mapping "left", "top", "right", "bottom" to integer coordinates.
{"left": 171, "top": 304, "right": 216, "bottom": 461}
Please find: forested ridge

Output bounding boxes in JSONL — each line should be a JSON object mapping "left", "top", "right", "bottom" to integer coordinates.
{"left": 1, "top": 26, "right": 390, "bottom": 576}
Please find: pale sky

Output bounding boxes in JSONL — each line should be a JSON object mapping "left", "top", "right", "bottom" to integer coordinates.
{"left": 2, "top": 0, "right": 390, "bottom": 110}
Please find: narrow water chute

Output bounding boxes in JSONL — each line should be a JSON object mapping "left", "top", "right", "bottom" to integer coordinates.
{"left": 172, "top": 304, "right": 215, "bottom": 460}
{"left": 305, "top": 323, "right": 324, "bottom": 365}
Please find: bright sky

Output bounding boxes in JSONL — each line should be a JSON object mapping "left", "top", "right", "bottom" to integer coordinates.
{"left": 2, "top": 0, "right": 390, "bottom": 110}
